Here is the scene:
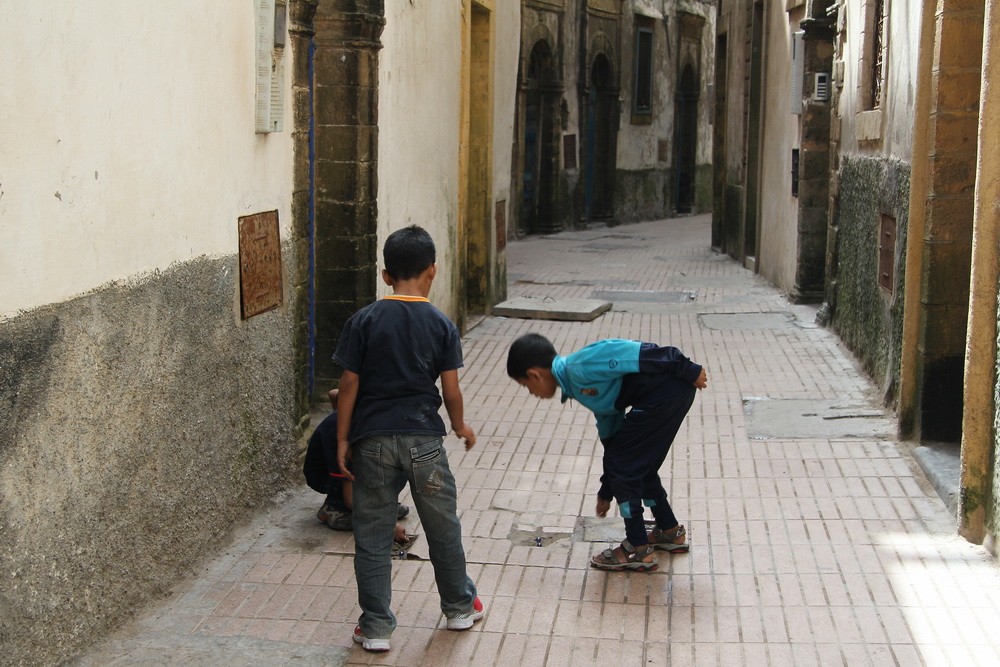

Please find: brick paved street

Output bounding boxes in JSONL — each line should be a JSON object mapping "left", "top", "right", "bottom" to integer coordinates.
{"left": 79, "top": 215, "right": 1000, "bottom": 666}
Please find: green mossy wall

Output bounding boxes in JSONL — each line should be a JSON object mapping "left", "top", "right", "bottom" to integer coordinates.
{"left": 991, "top": 303, "right": 1000, "bottom": 554}
{"left": 615, "top": 168, "right": 673, "bottom": 223}
{"left": 831, "top": 154, "right": 910, "bottom": 405}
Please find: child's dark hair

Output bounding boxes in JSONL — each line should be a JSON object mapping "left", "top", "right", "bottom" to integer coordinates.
{"left": 384, "top": 225, "right": 436, "bottom": 281}
{"left": 506, "top": 333, "right": 557, "bottom": 379}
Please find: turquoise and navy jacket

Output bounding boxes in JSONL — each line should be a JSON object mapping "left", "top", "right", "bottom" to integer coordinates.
{"left": 551, "top": 338, "right": 702, "bottom": 440}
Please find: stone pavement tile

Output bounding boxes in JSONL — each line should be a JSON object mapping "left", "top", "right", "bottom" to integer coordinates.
{"left": 75, "top": 216, "right": 1000, "bottom": 666}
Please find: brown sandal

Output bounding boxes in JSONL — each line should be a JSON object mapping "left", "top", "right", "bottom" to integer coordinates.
{"left": 648, "top": 525, "right": 689, "bottom": 553}
{"left": 590, "top": 539, "right": 658, "bottom": 572}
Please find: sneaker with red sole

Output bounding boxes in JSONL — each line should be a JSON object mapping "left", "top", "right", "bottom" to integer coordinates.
{"left": 352, "top": 626, "right": 390, "bottom": 652}
{"left": 445, "top": 596, "right": 486, "bottom": 630}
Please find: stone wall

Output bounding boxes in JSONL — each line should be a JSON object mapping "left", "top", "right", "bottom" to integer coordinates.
{"left": 831, "top": 154, "right": 909, "bottom": 404}
{"left": 0, "top": 255, "right": 299, "bottom": 665}
{"left": 993, "top": 322, "right": 1000, "bottom": 552}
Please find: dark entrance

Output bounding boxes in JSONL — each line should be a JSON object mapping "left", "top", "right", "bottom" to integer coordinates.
{"left": 675, "top": 63, "right": 699, "bottom": 213}
{"left": 585, "top": 54, "right": 617, "bottom": 221}
{"left": 521, "top": 41, "right": 560, "bottom": 234}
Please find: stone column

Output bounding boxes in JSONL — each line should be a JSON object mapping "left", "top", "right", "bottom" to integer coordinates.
{"left": 918, "top": 1, "right": 983, "bottom": 443}
{"left": 792, "top": 16, "right": 834, "bottom": 304}
{"left": 289, "top": 0, "right": 318, "bottom": 421}
{"left": 960, "top": 0, "right": 999, "bottom": 545}
{"left": 312, "top": 0, "right": 385, "bottom": 395}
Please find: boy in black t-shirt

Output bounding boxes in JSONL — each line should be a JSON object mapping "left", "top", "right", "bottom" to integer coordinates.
{"left": 333, "top": 226, "right": 484, "bottom": 652}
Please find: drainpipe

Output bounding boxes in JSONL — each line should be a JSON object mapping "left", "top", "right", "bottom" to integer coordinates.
{"left": 579, "top": 2, "right": 589, "bottom": 225}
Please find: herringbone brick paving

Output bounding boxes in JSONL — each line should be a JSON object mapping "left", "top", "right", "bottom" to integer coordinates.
{"left": 80, "top": 215, "right": 1000, "bottom": 666}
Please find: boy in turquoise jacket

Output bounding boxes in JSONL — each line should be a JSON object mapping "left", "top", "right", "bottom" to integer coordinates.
{"left": 507, "top": 333, "right": 707, "bottom": 571}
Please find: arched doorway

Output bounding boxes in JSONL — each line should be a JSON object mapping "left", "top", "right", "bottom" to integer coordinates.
{"left": 585, "top": 53, "right": 617, "bottom": 221}
{"left": 521, "top": 40, "right": 560, "bottom": 234}
{"left": 675, "top": 63, "right": 699, "bottom": 213}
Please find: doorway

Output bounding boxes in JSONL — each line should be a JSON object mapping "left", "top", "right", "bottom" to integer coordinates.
{"left": 744, "top": 1, "right": 765, "bottom": 268}
{"left": 521, "top": 40, "right": 559, "bottom": 234}
{"left": 675, "top": 63, "right": 699, "bottom": 214}
{"left": 585, "top": 54, "right": 617, "bottom": 222}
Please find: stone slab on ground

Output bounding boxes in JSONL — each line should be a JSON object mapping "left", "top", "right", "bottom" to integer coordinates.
{"left": 913, "top": 443, "right": 961, "bottom": 517}
{"left": 492, "top": 296, "right": 611, "bottom": 321}
{"left": 744, "top": 397, "right": 895, "bottom": 440}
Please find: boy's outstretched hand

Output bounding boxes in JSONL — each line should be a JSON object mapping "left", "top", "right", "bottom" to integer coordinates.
{"left": 595, "top": 496, "right": 611, "bottom": 518}
{"left": 694, "top": 367, "right": 708, "bottom": 389}
{"left": 454, "top": 422, "right": 477, "bottom": 450}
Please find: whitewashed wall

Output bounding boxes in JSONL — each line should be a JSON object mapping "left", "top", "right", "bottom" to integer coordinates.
{"left": 377, "top": 0, "right": 520, "bottom": 317}
{"left": 0, "top": 1, "right": 294, "bottom": 320}
{"left": 758, "top": 6, "right": 802, "bottom": 292}
{"left": 377, "top": 2, "right": 463, "bottom": 314}
{"left": 836, "top": 0, "right": 920, "bottom": 158}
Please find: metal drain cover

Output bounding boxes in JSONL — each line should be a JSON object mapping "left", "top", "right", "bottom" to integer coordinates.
{"left": 593, "top": 289, "right": 696, "bottom": 303}
{"left": 699, "top": 312, "right": 796, "bottom": 330}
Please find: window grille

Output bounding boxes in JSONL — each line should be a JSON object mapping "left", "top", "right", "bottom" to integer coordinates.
{"left": 870, "top": 0, "right": 885, "bottom": 108}
{"left": 634, "top": 26, "right": 654, "bottom": 114}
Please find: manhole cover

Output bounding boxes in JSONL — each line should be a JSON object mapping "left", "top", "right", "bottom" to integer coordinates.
{"left": 575, "top": 243, "right": 644, "bottom": 252}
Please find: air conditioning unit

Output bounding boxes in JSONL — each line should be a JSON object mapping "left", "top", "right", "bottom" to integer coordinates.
{"left": 790, "top": 31, "right": 804, "bottom": 115}
{"left": 256, "top": 0, "right": 287, "bottom": 133}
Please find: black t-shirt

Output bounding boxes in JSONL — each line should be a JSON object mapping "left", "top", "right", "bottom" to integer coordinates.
{"left": 333, "top": 296, "right": 463, "bottom": 442}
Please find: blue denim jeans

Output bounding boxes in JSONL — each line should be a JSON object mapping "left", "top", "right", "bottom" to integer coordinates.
{"left": 350, "top": 434, "right": 477, "bottom": 639}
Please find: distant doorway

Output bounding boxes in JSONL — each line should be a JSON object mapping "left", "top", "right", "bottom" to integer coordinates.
{"left": 675, "top": 63, "right": 699, "bottom": 213}
{"left": 521, "top": 40, "right": 559, "bottom": 234}
{"left": 585, "top": 54, "right": 617, "bottom": 221}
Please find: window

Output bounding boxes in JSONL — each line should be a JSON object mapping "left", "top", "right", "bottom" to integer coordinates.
{"left": 856, "top": 0, "right": 886, "bottom": 142}
{"left": 862, "top": 0, "right": 886, "bottom": 111}
{"left": 870, "top": 0, "right": 885, "bottom": 108}
{"left": 878, "top": 213, "right": 895, "bottom": 293}
{"left": 633, "top": 23, "right": 654, "bottom": 115}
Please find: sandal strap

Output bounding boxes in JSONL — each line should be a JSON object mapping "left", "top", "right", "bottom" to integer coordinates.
{"left": 621, "top": 540, "right": 655, "bottom": 557}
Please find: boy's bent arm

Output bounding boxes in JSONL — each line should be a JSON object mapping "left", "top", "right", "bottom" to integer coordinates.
{"left": 335, "top": 370, "right": 360, "bottom": 481}
{"left": 441, "top": 369, "right": 476, "bottom": 450}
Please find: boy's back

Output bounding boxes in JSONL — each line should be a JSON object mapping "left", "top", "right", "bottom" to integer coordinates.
{"left": 334, "top": 296, "right": 461, "bottom": 441}
{"left": 331, "top": 225, "right": 482, "bottom": 652}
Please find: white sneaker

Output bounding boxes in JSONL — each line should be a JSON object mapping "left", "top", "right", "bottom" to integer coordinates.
{"left": 446, "top": 596, "right": 486, "bottom": 630}
{"left": 353, "top": 626, "right": 390, "bottom": 652}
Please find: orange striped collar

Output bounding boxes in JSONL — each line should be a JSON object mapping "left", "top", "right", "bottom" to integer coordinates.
{"left": 383, "top": 295, "right": 430, "bottom": 303}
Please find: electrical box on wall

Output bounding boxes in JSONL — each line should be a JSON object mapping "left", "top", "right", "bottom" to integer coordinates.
{"left": 813, "top": 73, "right": 830, "bottom": 102}
{"left": 255, "top": 0, "right": 287, "bottom": 133}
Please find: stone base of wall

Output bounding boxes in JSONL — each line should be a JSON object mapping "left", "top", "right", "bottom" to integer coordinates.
{"left": 831, "top": 154, "right": 910, "bottom": 405}
{"left": 0, "top": 254, "right": 300, "bottom": 665}
{"left": 722, "top": 184, "right": 744, "bottom": 257}
{"left": 614, "top": 167, "right": 675, "bottom": 223}
{"left": 695, "top": 163, "right": 713, "bottom": 213}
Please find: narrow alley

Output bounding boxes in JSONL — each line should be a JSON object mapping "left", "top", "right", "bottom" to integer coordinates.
{"left": 78, "top": 215, "right": 1000, "bottom": 666}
